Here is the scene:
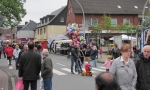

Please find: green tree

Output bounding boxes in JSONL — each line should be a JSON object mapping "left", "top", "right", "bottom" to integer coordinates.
{"left": 0, "top": 0, "right": 26, "bottom": 29}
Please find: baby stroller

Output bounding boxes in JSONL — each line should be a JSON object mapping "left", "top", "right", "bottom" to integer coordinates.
{"left": 81, "top": 62, "right": 93, "bottom": 76}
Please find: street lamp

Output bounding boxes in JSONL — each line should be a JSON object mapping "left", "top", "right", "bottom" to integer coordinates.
{"left": 141, "top": 0, "right": 150, "bottom": 51}
{"left": 75, "top": 0, "right": 86, "bottom": 38}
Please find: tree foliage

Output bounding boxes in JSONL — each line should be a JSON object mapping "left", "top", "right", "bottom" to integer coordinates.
{"left": 92, "top": 14, "right": 137, "bottom": 34}
{"left": 0, "top": 0, "right": 26, "bottom": 29}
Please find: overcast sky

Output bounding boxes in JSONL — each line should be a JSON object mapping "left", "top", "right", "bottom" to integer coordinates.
{"left": 20, "top": 0, "right": 68, "bottom": 25}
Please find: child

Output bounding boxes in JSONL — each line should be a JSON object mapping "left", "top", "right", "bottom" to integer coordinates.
{"left": 99, "top": 47, "right": 103, "bottom": 58}
{"left": 84, "top": 62, "right": 92, "bottom": 73}
{"left": 103, "top": 55, "right": 113, "bottom": 72}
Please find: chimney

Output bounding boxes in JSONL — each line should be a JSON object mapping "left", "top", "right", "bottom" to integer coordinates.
{"left": 25, "top": 22, "right": 28, "bottom": 25}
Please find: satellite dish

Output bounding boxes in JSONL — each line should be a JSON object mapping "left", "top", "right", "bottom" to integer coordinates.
{"left": 0, "top": 14, "right": 3, "bottom": 26}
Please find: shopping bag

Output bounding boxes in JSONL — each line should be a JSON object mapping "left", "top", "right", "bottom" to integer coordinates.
{"left": 15, "top": 79, "right": 24, "bottom": 90}
{"left": 40, "top": 78, "right": 44, "bottom": 89}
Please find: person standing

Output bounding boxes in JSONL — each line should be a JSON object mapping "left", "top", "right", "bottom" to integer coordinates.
{"left": 41, "top": 49, "right": 53, "bottom": 90}
{"left": 99, "top": 47, "right": 103, "bottom": 58}
{"left": 6, "top": 44, "right": 14, "bottom": 66}
{"left": 134, "top": 45, "right": 150, "bottom": 90}
{"left": 111, "top": 44, "right": 120, "bottom": 59}
{"left": 13, "top": 45, "right": 21, "bottom": 70}
{"left": 37, "top": 43, "right": 42, "bottom": 53}
{"left": 0, "top": 44, "right": 3, "bottom": 59}
{"left": 103, "top": 56, "right": 113, "bottom": 72}
{"left": 3, "top": 44, "right": 7, "bottom": 58}
{"left": 110, "top": 44, "right": 137, "bottom": 90}
{"left": 19, "top": 41, "right": 41, "bottom": 90}
{"left": 91, "top": 46, "right": 98, "bottom": 67}
{"left": 71, "top": 44, "right": 81, "bottom": 74}
{"left": 84, "top": 45, "right": 91, "bottom": 64}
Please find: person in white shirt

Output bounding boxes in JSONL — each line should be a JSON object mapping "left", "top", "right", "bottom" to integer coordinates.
{"left": 13, "top": 45, "right": 21, "bottom": 70}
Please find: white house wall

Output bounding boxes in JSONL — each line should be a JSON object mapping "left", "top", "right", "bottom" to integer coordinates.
{"left": 17, "top": 30, "right": 34, "bottom": 38}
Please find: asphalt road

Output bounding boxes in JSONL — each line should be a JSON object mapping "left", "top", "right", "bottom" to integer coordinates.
{"left": 0, "top": 54, "right": 106, "bottom": 90}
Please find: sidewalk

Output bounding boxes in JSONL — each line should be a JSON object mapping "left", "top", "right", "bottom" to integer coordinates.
{"left": 0, "top": 69, "right": 8, "bottom": 90}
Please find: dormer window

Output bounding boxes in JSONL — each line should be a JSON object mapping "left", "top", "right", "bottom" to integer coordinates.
{"left": 134, "top": 6, "right": 138, "bottom": 9}
{"left": 117, "top": 5, "right": 121, "bottom": 9}
{"left": 145, "top": 6, "right": 148, "bottom": 8}
{"left": 60, "top": 17, "right": 64, "bottom": 22}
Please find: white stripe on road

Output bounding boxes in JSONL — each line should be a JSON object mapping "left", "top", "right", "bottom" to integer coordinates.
{"left": 92, "top": 67, "right": 106, "bottom": 72}
{"left": 61, "top": 68, "right": 79, "bottom": 74}
{"left": 99, "top": 67, "right": 106, "bottom": 69}
{"left": 53, "top": 69, "right": 67, "bottom": 75}
{"left": 56, "top": 63, "right": 66, "bottom": 66}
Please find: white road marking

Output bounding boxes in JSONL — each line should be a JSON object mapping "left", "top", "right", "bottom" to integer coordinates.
{"left": 92, "top": 67, "right": 106, "bottom": 72}
{"left": 56, "top": 63, "right": 66, "bottom": 66}
{"left": 61, "top": 68, "right": 80, "bottom": 74}
{"left": 99, "top": 67, "right": 106, "bottom": 69}
{"left": 53, "top": 69, "right": 67, "bottom": 75}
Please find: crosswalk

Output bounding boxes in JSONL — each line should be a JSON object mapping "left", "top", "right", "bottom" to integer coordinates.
{"left": 53, "top": 62, "right": 106, "bottom": 76}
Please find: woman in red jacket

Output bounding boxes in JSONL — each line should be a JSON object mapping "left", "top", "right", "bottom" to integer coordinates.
{"left": 6, "top": 44, "right": 14, "bottom": 66}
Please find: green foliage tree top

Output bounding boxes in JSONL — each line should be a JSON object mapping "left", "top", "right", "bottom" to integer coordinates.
{"left": 0, "top": 0, "right": 26, "bottom": 29}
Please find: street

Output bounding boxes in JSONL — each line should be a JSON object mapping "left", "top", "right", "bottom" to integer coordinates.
{"left": 0, "top": 54, "right": 106, "bottom": 90}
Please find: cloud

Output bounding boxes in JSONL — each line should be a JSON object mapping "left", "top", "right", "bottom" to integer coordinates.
{"left": 20, "top": 0, "right": 67, "bottom": 24}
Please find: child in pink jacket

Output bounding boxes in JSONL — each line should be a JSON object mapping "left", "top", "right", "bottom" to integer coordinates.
{"left": 103, "top": 56, "right": 113, "bottom": 72}
{"left": 99, "top": 47, "right": 103, "bottom": 58}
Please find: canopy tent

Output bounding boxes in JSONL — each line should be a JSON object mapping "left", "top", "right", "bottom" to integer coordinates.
{"left": 55, "top": 35, "right": 69, "bottom": 41}
{"left": 109, "top": 34, "right": 136, "bottom": 40}
{"left": 54, "top": 40, "right": 72, "bottom": 43}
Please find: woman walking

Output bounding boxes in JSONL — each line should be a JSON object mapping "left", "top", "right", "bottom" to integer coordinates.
{"left": 110, "top": 44, "right": 137, "bottom": 90}
{"left": 6, "top": 44, "right": 14, "bottom": 66}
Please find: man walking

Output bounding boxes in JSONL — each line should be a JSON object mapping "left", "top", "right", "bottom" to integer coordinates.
{"left": 135, "top": 45, "right": 150, "bottom": 90}
{"left": 19, "top": 41, "right": 41, "bottom": 90}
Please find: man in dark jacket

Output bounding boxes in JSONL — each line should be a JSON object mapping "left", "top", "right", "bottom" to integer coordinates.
{"left": 17, "top": 44, "right": 28, "bottom": 66}
{"left": 71, "top": 44, "right": 80, "bottom": 74}
{"left": 19, "top": 41, "right": 41, "bottom": 90}
{"left": 134, "top": 45, "right": 150, "bottom": 90}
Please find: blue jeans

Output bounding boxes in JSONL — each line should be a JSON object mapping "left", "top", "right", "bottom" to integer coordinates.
{"left": 15, "top": 58, "right": 18, "bottom": 69}
{"left": 43, "top": 77, "right": 52, "bottom": 90}
{"left": 92, "top": 60, "right": 97, "bottom": 67}
{"left": 71, "top": 58, "right": 80, "bottom": 72}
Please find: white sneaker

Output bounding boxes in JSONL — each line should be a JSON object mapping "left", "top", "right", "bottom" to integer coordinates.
{"left": 9, "top": 66, "right": 13, "bottom": 69}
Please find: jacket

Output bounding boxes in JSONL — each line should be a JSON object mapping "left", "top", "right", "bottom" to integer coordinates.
{"left": 84, "top": 48, "right": 91, "bottom": 57}
{"left": 91, "top": 50, "right": 98, "bottom": 60}
{"left": 17, "top": 50, "right": 26, "bottom": 64}
{"left": 110, "top": 57, "right": 137, "bottom": 90}
{"left": 134, "top": 53, "right": 150, "bottom": 90}
{"left": 6, "top": 47, "right": 14, "bottom": 57}
{"left": 71, "top": 48, "right": 79, "bottom": 59}
{"left": 19, "top": 49, "right": 41, "bottom": 80}
{"left": 103, "top": 59, "right": 113, "bottom": 69}
{"left": 41, "top": 57, "right": 53, "bottom": 78}
{"left": 13, "top": 49, "right": 21, "bottom": 58}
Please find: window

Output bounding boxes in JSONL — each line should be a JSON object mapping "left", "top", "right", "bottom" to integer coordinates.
{"left": 134, "top": 6, "right": 138, "bottom": 9}
{"left": 38, "top": 29, "right": 39, "bottom": 35}
{"left": 123, "top": 18, "right": 130, "bottom": 25}
{"left": 111, "top": 18, "right": 117, "bottom": 27}
{"left": 117, "top": 5, "right": 121, "bottom": 9}
{"left": 84, "top": 18, "right": 98, "bottom": 27}
{"left": 44, "top": 27, "right": 46, "bottom": 34}
{"left": 40, "top": 28, "right": 42, "bottom": 35}
{"left": 60, "top": 17, "right": 64, "bottom": 22}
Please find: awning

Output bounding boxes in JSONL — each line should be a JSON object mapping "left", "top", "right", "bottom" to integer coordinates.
{"left": 34, "top": 39, "right": 46, "bottom": 42}
{"left": 54, "top": 40, "right": 72, "bottom": 43}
